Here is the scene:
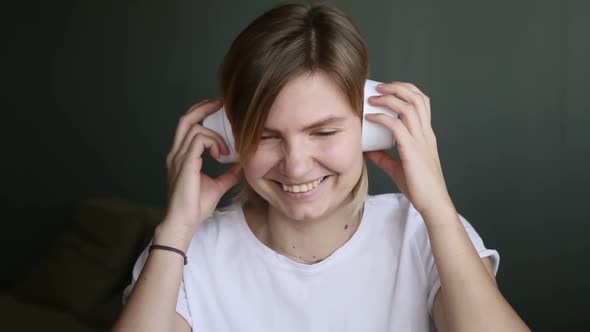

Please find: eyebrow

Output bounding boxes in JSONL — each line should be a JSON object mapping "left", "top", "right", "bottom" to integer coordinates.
{"left": 262, "top": 116, "right": 347, "bottom": 133}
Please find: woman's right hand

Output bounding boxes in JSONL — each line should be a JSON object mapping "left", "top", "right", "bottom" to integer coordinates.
{"left": 161, "top": 99, "right": 242, "bottom": 236}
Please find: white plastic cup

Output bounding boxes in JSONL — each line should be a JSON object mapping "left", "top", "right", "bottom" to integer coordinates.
{"left": 202, "top": 106, "right": 239, "bottom": 164}
{"left": 361, "top": 79, "right": 397, "bottom": 152}
{"left": 202, "top": 79, "right": 397, "bottom": 163}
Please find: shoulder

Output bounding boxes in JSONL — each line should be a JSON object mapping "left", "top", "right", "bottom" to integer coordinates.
{"left": 364, "top": 193, "right": 478, "bottom": 236}
{"left": 365, "top": 193, "right": 495, "bottom": 264}
{"left": 200, "top": 202, "right": 244, "bottom": 229}
{"left": 364, "top": 193, "right": 424, "bottom": 231}
{"left": 186, "top": 202, "right": 246, "bottom": 255}
{"left": 365, "top": 192, "right": 416, "bottom": 212}
{"left": 362, "top": 193, "right": 436, "bottom": 252}
{"left": 364, "top": 193, "right": 451, "bottom": 252}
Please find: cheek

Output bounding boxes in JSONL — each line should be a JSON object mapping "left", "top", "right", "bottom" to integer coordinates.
{"left": 319, "top": 132, "right": 362, "bottom": 170}
{"left": 243, "top": 149, "right": 277, "bottom": 181}
{"left": 243, "top": 161, "right": 264, "bottom": 183}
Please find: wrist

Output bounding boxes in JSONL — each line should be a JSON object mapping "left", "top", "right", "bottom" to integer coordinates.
{"left": 419, "top": 199, "right": 459, "bottom": 228}
{"left": 153, "top": 221, "right": 196, "bottom": 253}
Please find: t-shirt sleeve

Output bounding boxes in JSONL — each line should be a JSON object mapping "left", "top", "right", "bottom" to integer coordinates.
{"left": 122, "top": 242, "right": 193, "bottom": 328}
{"left": 423, "top": 214, "right": 500, "bottom": 316}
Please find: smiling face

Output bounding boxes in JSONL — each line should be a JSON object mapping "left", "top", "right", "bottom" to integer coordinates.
{"left": 243, "top": 71, "right": 364, "bottom": 222}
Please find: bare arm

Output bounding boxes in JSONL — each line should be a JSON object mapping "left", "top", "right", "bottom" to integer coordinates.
{"left": 432, "top": 257, "right": 495, "bottom": 332}
{"left": 111, "top": 223, "right": 193, "bottom": 332}
{"left": 425, "top": 206, "right": 530, "bottom": 332}
{"left": 365, "top": 81, "right": 529, "bottom": 331}
{"left": 112, "top": 99, "right": 242, "bottom": 332}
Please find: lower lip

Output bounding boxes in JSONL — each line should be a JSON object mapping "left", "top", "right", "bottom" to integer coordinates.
{"left": 277, "top": 176, "right": 328, "bottom": 200}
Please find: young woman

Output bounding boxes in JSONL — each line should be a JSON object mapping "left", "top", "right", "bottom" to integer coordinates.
{"left": 114, "top": 2, "right": 530, "bottom": 331}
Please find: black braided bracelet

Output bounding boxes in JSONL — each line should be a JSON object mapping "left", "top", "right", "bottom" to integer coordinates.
{"left": 149, "top": 244, "right": 188, "bottom": 265}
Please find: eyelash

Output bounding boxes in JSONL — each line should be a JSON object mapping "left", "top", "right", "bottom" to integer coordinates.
{"left": 261, "top": 131, "right": 339, "bottom": 140}
{"left": 314, "top": 131, "right": 338, "bottom": 136}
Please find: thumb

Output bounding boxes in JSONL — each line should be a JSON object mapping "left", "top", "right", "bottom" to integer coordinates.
{"left": 364, "top": 150, "right": 400, "bottom": 178}
{"left": 214, "top": 163, "right": 243, "bottom": 193}
{"left": 364, "top": 150, "right": 407, "bottom": 193}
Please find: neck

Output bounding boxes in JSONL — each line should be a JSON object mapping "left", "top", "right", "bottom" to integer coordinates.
{"left": 245, "top": 201, "right": 363, "bottom": 265}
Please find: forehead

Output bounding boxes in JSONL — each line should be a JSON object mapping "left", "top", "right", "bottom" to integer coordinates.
{"left": 264, "top": 71, "right": 355, "bottom": 128}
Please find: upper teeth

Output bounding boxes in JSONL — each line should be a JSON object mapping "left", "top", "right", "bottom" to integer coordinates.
{"left": 282, "top": 178, "right": 323, "bottom": 193}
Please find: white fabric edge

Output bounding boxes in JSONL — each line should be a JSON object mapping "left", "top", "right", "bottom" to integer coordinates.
{"left": 427, "top": 249, "right": 500, "bottom": 317}
{"left": 121, "top": 281, "right": 193, "bottom": 329}
{"left": 121, "top": 242, "right": 194, "bottom": 329}
{"left": 176, "top": 289, "right": 193, "bottom": 329}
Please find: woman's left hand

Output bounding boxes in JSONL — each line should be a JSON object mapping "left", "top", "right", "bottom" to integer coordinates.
{"left": 364, "top": 82, "right": 453, "bottom": 216}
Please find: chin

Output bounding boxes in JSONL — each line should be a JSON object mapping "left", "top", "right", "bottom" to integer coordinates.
{"left": 284, "top": 208, "right": 323, "bottom": 222}
{"left": 277, "top": 200, "right": 334, "bottom": 222}
{"left": 253, "top": 176, "right": 350, "bottom": 222}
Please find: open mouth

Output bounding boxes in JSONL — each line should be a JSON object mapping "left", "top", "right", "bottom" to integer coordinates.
{"left": 274, "top": 176, "right": 328, "bottom": 194}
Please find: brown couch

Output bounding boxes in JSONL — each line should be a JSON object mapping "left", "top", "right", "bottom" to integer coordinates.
{"left": 2, "top": 198, "right": 164, "bottom": 331}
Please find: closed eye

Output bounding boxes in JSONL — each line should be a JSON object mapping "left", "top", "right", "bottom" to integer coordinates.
{"left": 313, "top": 130, "right": 339, "bottom": 136}
{"left": 261, "top": 130, "right": 340, "bottom": 140}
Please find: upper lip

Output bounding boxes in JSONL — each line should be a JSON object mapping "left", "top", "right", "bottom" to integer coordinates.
{"left": 273, "top": 176, "right": 326, "bottom": 186}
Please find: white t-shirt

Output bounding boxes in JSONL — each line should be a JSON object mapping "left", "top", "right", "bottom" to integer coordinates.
{"left": 123, "top": 193, "right": 499, "bottom": 332}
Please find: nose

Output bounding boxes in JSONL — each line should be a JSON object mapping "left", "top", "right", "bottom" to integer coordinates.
{"left": 280, "top": 138, "right": 314, "bottom": 180}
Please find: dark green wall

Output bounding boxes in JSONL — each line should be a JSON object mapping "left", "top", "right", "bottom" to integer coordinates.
{"left": 5, "top": 0, "right": 589, "bottom": 330}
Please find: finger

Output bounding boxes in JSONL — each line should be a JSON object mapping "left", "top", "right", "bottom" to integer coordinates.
{"left": 198, "top": 126, "right": 231, "bottom": 155}
{"left": 377, "top": 83, "right": 431, "bottom": 129}
{"left": 397, "top": 82, "right": 424, "bottom": 95}
{"left": 390, "top": 83, "right": 435, "bottom": 144}
{"left": 172, "top": 133, "right": 220, "bottom": 179}
{"left": 214, "top": 163, "right": 243, "bottom": 193}
{"left": 177, "top": 123, "right": 230, "bottom": 158}
{"left": 394, "top": 82, "right": 431, "bottom": 122}
{"left": 365, "top": 110, "right": 413, "bottom": 149}
{"left": 369, "top": 94, "right": 423, "bottom": 139}
{"left": 364, "top": 150, "right": 399, "bottom": 178}
{"left": 170, "top": 100, "right": 224, "bottom": 155}
{"left": 364, "top": 150, "right": 408, "bottom": 195}
{"left": 185, "top": 99, "right": 210, "bottom": 114}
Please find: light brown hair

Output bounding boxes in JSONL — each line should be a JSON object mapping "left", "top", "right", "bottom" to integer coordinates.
{"left": 219, "top": 1, "right": 368, "bottom": 214}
